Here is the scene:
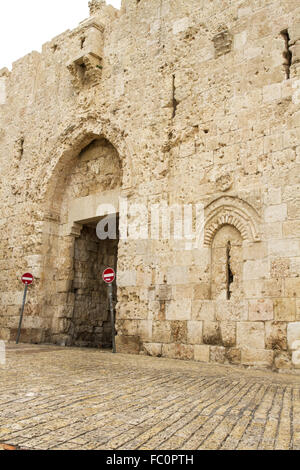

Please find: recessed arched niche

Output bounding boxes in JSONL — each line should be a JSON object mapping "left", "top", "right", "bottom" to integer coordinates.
{"left": 211, "top": 224, "right": 244, "bottom": 300}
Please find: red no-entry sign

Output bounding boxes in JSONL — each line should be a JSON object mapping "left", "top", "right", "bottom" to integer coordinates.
{"left": 102, "top": 268, "right": 116, "bottom": 284}
{"left": 21, "top": 273, "right": 34, "bottom": 285}
{"left": 17, "top": 273, "right": 34, "bottom": 344}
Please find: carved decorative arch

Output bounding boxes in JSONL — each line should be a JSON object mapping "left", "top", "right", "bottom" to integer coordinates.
{"left": 204, "top": 196, "right": 261, "bottom": 246}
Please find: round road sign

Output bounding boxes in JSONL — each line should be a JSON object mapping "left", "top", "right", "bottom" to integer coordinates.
{"left": 21, "top": 273, "right": 34, "bottom": 285}
{"left": 102, "top": 268, "right": 116, "bottom": 284}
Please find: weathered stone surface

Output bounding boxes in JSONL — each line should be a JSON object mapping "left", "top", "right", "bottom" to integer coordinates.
{"left": 241, "top": 348, "right": 274, "bottom": 368}
{"left": 287, "top": 322, "right": 300, "bottom": 350}
{"left": 225, "top": 348, "right": 241, "bottom": 365}
{"left": 115, "top": 335, "right": 141, "bottom": 354}
{"left": 210, "top": 346, "right": 226, "bottom": 364}
{"left": 0, "top": 0, "right": 299, "bottom": 373}
{"left": 220, "top": 322, "right": 236, "bottom": 347}
{"left": 143, "top": 342, "right": 162, "bottom": 357}
{"left": 274, "top": 299, "right": 296, "bottom": 321}
{"left": 265, "top": 322, "right": 287, "bottom": 351}
{"left": 194, "top": 344, "right": 210, "bottom": 363}
{"left": 249, "top": 299, "right": 274, "bottom": 321}
{"left": 203, "top": 321, "right": 222, "bottom": 346}
{"left": 237, "top": 322, "right": 265, "bottom": 350}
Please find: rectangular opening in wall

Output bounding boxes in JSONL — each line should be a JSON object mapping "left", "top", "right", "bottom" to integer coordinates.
{"left": 71, "top": 216, "right": 119, "bottom": 349}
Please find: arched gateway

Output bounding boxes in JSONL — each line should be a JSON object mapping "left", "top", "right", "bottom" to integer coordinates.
{"left": 38, "top": 119, "right": 130, "bottom": 347}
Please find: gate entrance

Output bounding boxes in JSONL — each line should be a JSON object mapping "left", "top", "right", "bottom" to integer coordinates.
{"left": 71, "top": 219, "right": 119, "bottom": 348}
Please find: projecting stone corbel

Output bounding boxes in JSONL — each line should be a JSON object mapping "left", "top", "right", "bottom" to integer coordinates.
{"left": 67, "top": 19, "right": 104, "bottom": 91}
{"left": 67, "top": 53, "right": 103, "bottom": 90}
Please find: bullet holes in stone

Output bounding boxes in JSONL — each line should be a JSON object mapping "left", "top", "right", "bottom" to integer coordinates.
{"left": 281, "top": 30, "right": 292, "bottom": 80}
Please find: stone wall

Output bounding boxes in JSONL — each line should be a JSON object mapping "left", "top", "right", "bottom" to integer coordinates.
{"left": 0, "top": 0, "right": 300, "bottom": 371}
{"left": 72, "top": 225, "right": 118, "bottom": 348}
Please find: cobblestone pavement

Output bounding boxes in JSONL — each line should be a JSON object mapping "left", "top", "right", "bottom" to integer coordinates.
{"left": 0, "top": 344, "right": 300, "bottom": 450}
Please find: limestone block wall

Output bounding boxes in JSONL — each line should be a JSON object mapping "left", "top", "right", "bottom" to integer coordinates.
{"left": 0, "top": 0, "right": 299, "bottom": 371}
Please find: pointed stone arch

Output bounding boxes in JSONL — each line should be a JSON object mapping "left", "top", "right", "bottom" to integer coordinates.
{"left": 204, "top": 196, "right": 261, "bottom": 247}
{"left": 35, "top": 113, "right": 137, "bottom": 208}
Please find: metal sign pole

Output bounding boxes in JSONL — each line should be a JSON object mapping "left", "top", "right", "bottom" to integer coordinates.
{"left": 16, "top": 284, "right": 28, "bottom": 345}
{"left": 108, "top": 283, "right": 116, "bottom": 354}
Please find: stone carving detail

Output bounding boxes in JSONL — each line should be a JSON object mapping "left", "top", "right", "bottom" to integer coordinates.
{"left": 70, "top": 223, "right": 83, "bottom": 238}
{"left": 216, "top": 173, "right": 233, "bottom": 192}
{"left": 204, "top": 196, "right": 261, "bottom": 246}
{"left": 89, "top": 0, "right": 106, "bottom": 16}
{"left": 212, "top": 27, "right": 233, "bottom": 58}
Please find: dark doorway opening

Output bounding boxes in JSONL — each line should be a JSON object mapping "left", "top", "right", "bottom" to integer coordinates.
{"left": 71, "top": 219, "right": 119, "bottom": 348}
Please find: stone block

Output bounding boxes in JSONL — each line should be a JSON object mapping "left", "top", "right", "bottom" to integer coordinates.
{"left": 268, "top": 240, "right": 299, "bottom": 258}
{"left": 241, "top": 348, "right": 274, "bottom": 368}
{"left": 173, "top": 17, "right": 190, "bottom": 35}
{"left": 115, "top": 335, "right": 141, "bottom": 354}
{"left": 216, "top": 301, "right": 248, "bottom": 321}
{"left": 194, "top": 345, "right": 210, "bottom": 362}
{"left": 264, "top": 204, "right": 287, "bottom": 223}
{"left": 203, "top": 321, "right": 222, "bottom": 345}
{"left": 289, "top": 23, "right": 300, "bottom": 43}
{"left": 193, "top": 283, "right": 211, "bottom": 300}
{"left": 243, "top": 242, "right": 268, "bottom": 261}
{"left": 117, "top": 271, "right": 137, "bottom": 287}
{"left": 283, "top": 221, "right": 300, "bottom": 238}
{"left": 265, "top": 322, "right": 287, "bottom": 351}
{"left": 143, "top": 342, "right": 162, "bottom": 357}
{"left": 225, "top": 348, "right": 241, "bottom": 365}
{"left": 263, "top": 83, "right": 281, "bottom": 102}
{"left": 243, "top": 259, "right": 269, "bottom": 280}
{"left": 274, "top": 352, "right": 292, "bottom": 370}
{"left": 287, "top": 322, "right": 300, "bottom": 350}
{"left": 152, "top": 321, "right": 171, "bottom": 343}
{"left": 138, "top": 320, "right": 152, "bottom": 342}
{"left": 174, "top": 285, "right": 194, "bottom": 300}
{"left": 162, "top": 343, "right": 176, "bottom": 359}
{"left": 0, "top": 328, "right": 10, "bottom": 341}
{"left": 274, "top": 299, "right": 296, "bottom": 321}
{"left": 192, "top": 301, "right": 215, "bottom": 321}
{"left": 271, "top": 258, "right": 290, "bottom": 278}
{"left": 210, "top": 346, "right": 226, "bottom": 364}
{"left": 220, "top": 322, "right": 236, "bottom": 347}
{"left": 187, "top": 321, "right": 203, "bottom": 345}
{"left": 167, "top": 266, "right": 189, "bottom": 285}
{"left": 237, "top": 322, "right": 265, "bottom": 350}
{"left": 174, "top": 344, "right": 194, "bottom": 360}
{"left": 249, "top": 299, "right": 274, "bottom": 321}
{"left": 263, "top": 279, "right": 283, "bottom": 298}
{"left": 170, "top": 321, "right": 188, "bottom": 343}
{"left": 166, "top": 300, "right": 191, "bottom": 321}
{"left": 292, "top": 350, "right": 300, "bottom": 368}
{"left": 285, "top": 279, "right": 300, "bottom": 298}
